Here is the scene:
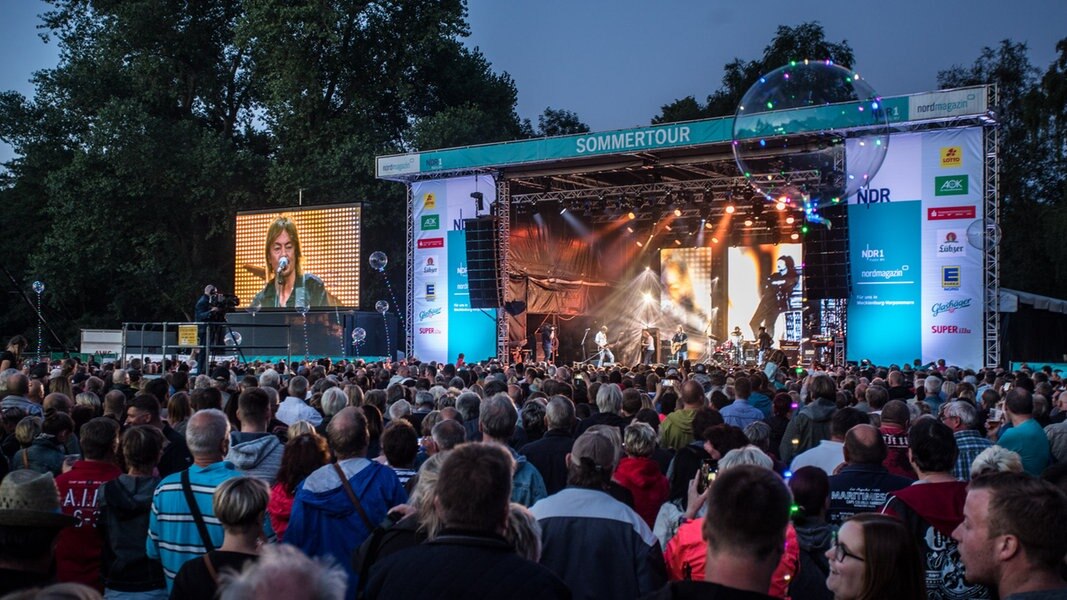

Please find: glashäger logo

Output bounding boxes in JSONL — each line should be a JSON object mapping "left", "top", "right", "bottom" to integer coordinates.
{"left": 932, "top": 298, "right": 972, "bottom": 317}
{"left": 940, "top": 147, "right": 962, "bottom": 168}
{"left": 935, "top": 175, "right": 968, "bottom": 196}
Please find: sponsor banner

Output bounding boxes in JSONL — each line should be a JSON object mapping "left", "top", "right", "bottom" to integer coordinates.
{"left": 411, "top": 175, "right": 496, "bottom": 363}
{"left": 447, "top": 230, "right": 497, "bottom": 362}
{"left": 908, "top": 88, "right": 987, "bottom": 121}
{"left": 376, "top": 153, "right": 420, "bottom": 177}
{"left": 848, "top": 199, "right": 922, "bottom": 366}
{"left": 848, "top": 133, "right": 922, "bottom": 204}
{"left": 921, "top": 127, "right": 984, "bottom": 368}
{"left": 927, "top": 206, "right": 976, "bottom": 221}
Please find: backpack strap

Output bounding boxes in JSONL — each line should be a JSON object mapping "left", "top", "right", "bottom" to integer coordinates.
{"left": 181, "top": 469, "right": 215, "bottom": 552}
{"left": 202, "top": 552, "right": 219, "bottom": 584}
{"left": 333, "top": 462, "right": 375, "bottom": 532}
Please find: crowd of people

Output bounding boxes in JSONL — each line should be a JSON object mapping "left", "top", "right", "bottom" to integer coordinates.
{"left": 1, "top": 334, "right": 1067, "bottom": 599}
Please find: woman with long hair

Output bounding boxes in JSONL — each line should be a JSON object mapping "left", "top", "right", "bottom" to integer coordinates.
{"left": 826, "top": 513, "right": 925, "bottom": 600}
{"left": 0, "top": 335, "right": 27, "bottom": 371}
{"left": 267, "top": 432, "right": 331, "bottom": 541}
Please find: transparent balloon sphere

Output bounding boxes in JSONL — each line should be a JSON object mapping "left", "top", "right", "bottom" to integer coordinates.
{"left": 32, "top": 281, "right": 45, "bottom": 294}
{"left": 224, "top": 331, "right": 243, "bottom": 346}
{"left": 246, "top": 297, "right": 262, "bottom": 316}
{"left": 369, "top": 251, "right": 388, "bottom": 273}
{"left": 352, "top": 327, "right": 367, "bottom": 343}
{"left": 375, "top": 300, "right": 389, "bottom": 315}
{"left": 732, "top": 60, "right": 890, "bottom": 210}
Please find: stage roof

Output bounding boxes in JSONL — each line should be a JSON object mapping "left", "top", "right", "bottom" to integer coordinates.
{"left": 376, "top": 85, "right": 993, "bottom": 193}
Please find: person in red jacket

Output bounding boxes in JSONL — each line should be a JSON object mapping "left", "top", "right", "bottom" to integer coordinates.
{"left": 664, "top": 446, "right": 799, "bottom": 598}
{"left": 267, "top": 432, "right": 330, "bottom": 541}
{"left": 54, "top": 417, "right": 121, "bottom": 591}
{"left": 614, "top": 422, "right": 669, "bottom": 528}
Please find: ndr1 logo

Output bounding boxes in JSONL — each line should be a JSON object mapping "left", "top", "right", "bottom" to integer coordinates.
{"left": 860, "top": 245, "right": 885, "bottom": 261}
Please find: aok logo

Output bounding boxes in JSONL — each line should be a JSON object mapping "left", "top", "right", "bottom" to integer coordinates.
{"left": 935, "top": 175, "right": 968, "bottom": 196}
{"left": 420, "top": 214, "right": 440, "bottom": 230}
{"left": 940, "top": 147, "right": 963, "bottom": 168}
{"left": 860, "top": 245, "right": 885, "bottom": 261}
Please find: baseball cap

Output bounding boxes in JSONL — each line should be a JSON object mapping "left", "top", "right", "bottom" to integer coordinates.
{"left": 571, "top": 430, "right": 618, "bottom": 472}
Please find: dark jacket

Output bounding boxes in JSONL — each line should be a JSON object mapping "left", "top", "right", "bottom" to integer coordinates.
{"left": 521, "top": 429, "right": 574, "bottom": 495}
{"left": 575, "top": 411, "right": 630, "bottom": 437}
{"left": 788, "top": 517, "right": 833, "bottom": 600}
{"left": 532, "top": 487, "right": 666, "bottom": 600}
{"left": 158, "top": 423, "right": 192, "bottom": 478}
{"left": 365, "top": 530, "right": 571, "bottom": 600}
{"left": 827, "top": 463, "right": 913, "bottom": 526}
{"left": 98, "top": 474, "right": 166, "bottom": 592}
{"left": 12, "top": 435, "right": 65, "bottom": 475}
{"left": 779, "top": 398, "right": 836, "bottom": 464}
{"left": 642, "top": 580, "right": 776, "bottom": 600}
{"left": 668, "top": 442, "right": 710, "bottom": 502}
{"left": 251, "top": 272, "right": 335, "bottom": 308}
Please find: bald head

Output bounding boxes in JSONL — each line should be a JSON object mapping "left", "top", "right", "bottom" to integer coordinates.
{"left": 327, "top": 406, "right": 369, "bottom": 459}
{"left": 43, "top": 392, "right": 73, "bottom": 413}
{"left": 844, "top": 424, "right": 887, "bottom": 465}
{"left": 881, "top": 400, "right": 910, "bottom": 427}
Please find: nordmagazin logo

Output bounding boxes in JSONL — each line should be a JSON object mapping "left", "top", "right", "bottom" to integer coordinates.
{"left": 931, "top": 298, "right": 973, "bottom": 317}
{"left": 935, "top": 175, "right": 968, "bottom": 196}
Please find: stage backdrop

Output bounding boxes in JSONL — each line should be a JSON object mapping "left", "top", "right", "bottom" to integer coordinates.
{"left": 847, "top": 127, "right": 984, "bottom": 368}
{"left": 411, "top": 175, "right": 498, "bottom": 364}
{"left": 728, "top": 244, "right": 804, "bottom": 343}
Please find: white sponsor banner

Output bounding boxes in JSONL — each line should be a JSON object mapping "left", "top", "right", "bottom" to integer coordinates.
{"left": 908, "top": 89, "right": 988, "bottom": 121}
{"left": 376, "top": 153, "right": 421, "bottom": 178}
{"left": 920, "top": 127, "right": 984, "bottom": 368}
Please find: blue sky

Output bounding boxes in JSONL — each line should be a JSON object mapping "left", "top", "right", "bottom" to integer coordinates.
{"left": 1, "top": 0, "right": 1065, "bottom": 161}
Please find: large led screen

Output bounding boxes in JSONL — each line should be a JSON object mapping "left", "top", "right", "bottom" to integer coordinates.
{"left": 234, "top": 204, "right": 361, "bottom": 309}
{"left": 727, "top": 244, "right": 804, "bottom": 343}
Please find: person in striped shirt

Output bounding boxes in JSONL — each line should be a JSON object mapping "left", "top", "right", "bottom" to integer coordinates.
{"left": 146, "top": 409, "right": 241, "bottom": 589}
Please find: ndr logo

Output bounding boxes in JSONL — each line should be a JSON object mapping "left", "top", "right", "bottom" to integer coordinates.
{"left": 855, "top": 188, "right": 891, "bottom": 204}
{"left": 860, "top": 245, "right": 885, "bottom": 261}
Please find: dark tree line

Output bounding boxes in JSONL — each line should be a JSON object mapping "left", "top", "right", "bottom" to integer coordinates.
{"left": 0, "top": 0, "right": 587, "bottom": 348}
{"left": 1, "top": 10, "right": 1062, "bottom": 350}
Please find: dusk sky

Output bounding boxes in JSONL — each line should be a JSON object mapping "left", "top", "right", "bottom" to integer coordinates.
{"left": 1, "top": 0, "right": 1065, "bottom": 159}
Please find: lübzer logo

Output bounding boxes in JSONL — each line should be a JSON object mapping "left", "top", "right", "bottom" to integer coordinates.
{"left": 422, "top": 255, "right": 439, "bottom": 275}
{"left": 860, "top": 244, "right": 885, "bottom": 262}
{"left": 937, "top": 230, "right": 966, "bottom": 257}
{"left": 931, "top": 298, "right": 972, "bottom": 317}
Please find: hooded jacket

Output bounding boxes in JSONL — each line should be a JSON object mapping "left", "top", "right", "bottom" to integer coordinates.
{"left": 226, "top": 431, "right": 284, "bottom": 485}
{"left": 98, "top": 474, "right": 166, "bottom": 592}
{"left": 509, "top": 446, "right": 548, "bottom": 507}
{"left": 615, "top": 456, "right": 669, "bottom": 528}
{"left": 12, "top": 434, "right": 66, "bottom": 475}
{"left": 883, "top": 481, "right": 992, "bottom": 599}
{"left": 661, "top": 409, "right": 698, "bottom": 451}
{"left": 779, "top": 398, "right": 836, "bottom": 464}
{"left": 285, "top": 458, "right": 408, "bottom": 600}
{"left": 54, "top": 460, "right": 122, "bottom": 590}
{"left": 789, "top": 517, "right": 833, "bottom": 600}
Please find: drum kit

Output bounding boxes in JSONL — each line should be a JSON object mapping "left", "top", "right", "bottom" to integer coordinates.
{"left": 707, "top": 334, "right": 758, "bottom": 367}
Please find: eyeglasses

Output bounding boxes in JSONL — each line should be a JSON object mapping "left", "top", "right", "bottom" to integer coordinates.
{"left": 831, "top": 531, "right": 865, "bottom": 563}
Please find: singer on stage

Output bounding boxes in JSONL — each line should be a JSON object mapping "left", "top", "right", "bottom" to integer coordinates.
{"left": 252, "top": 217, "right": 338, "bottom": 308}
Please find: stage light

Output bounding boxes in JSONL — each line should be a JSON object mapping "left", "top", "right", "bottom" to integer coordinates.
{"left": 744, "top": 219, "right": 754, "bottom": 227}
{"left": 711, "top": 236, "right": 719, "bottom": 244}
{"left": 672, "top": 207, "right": 681, "bottom": 217}
{"left": 704, "top": 221, "right": 713, "bottom": 230}
{"left": 636, "top": 240, "right": 644, "bottom": 247}
{"left": 775, "top": 201, "right": 786, "bottom": 211}
{"left": 560, "top": 206, "right": 568, "bottom": 215}
{"left": 791, "top": 232, "right": 800, "bottom": 240}
{"left": 628, "top": 211, "right": 636, "bottom": 220}
{"left": 674, "top": 239, "right": 682, "bottom": 245}
{"left": 801, "top": 225, "right": 809, "bottom": 234}
{"left": 642, "top": 292, "right": 653, "bottom": 303}
{"left": 725, "top": 204, "right": 736, "bottom": 214}
{"left": 786, "top": 216, "right": 795, "bottom": 224}
{"left": 626, "top": 226, "right": 634, "bottom": 233}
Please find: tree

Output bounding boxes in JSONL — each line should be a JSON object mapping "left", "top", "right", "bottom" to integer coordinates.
{"left": 536, "top": 107, "right": 590, "bottom": 137}
{"left": 653, "top": 22, "right": 855, "bottom": 123}
{"left": 938, "top": 40, "right": 1067, "bottom": 296}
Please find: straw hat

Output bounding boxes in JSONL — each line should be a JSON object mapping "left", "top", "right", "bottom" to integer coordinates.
{"left": 0, "top": 470, "right": 77, "bottom": 528}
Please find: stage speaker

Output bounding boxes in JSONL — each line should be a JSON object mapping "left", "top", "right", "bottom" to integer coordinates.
{"left": 803, "top": 203, "right": 850, "bottom": 300}
{"left": 464, "top": 217, "right": 502, "bottom": 308}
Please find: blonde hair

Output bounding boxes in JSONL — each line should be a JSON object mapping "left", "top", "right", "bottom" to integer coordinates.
{"left": 505, "top": 503, "right": 542, "bottom": 562}
{"left": 288, "top": 420, "right": 317, "bottom": 439}
{"left": 624, "top": 422, "right": 656, "bottom": 458}
{"left": 970, "top": 445, "right": 1023, "bottom": 479}
{"left": 214, "top": 476, "right": 270, "bottom": 534}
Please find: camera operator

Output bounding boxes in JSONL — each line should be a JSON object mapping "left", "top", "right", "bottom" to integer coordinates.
{"left": 194, "top": 285, "right": 229, "bottom": 373}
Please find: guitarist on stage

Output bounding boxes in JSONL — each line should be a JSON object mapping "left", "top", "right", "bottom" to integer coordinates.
{"left": 540, "top": 323, "right": 555, "bottom": 363}
{"left": 670, "top": 325, "right": 689, "bottom": 363}
{"left": 595, "top": 326, "right": 614, "bottom": 367}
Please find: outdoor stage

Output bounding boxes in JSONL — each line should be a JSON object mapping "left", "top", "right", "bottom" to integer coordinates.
{"left": 378, "top": 84, "right": 999, "bottom": 370}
